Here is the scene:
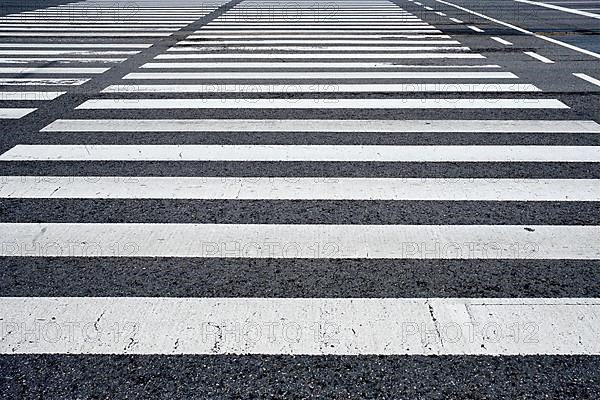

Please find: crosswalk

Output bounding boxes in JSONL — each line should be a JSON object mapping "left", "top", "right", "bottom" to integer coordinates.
{"left": 0, "top": 0, "right": 224, "bottom": 121}
{"left": 1, "top": 0, "right": 600, "bottom": 363}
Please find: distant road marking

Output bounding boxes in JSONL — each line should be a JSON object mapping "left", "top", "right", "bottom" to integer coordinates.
{"left": 123, "top": 71, "right": 516, "bottom": 79}
{"left": 3, "top": 297, "right": 600, "bottom": 355}
{"left": 0, "top": 108, "right": 36, "bottom": 119}
{"left": 41, "top": 119, "right": 600, "bottom": 133}
{"left": 0, "top": 50, "right": 139, "bottom": 56}
{"left": 156, "top": 53, "right": 484, "bottom": 59}
{"left": 573, "top": 73, "right": 600, "bottom": 88}
{"left": 0, "top": 43, "right": 151, "bottom": 48}
{"left": 449, "top": 17, "right": 463, "bottom": 23}
{"left": 491, "top": 36, "right": 513, "bottom": 45}
{"left": 0, "top": 223, "right": 599, "bottom": 259}
{"left": 171, "top": 46, "right": 470, "bottom": 51}
{"left": 0, "top": 32, "right": 174, "bottom": 37}
{"left": 2, "top": 144, "right": 595, "bottom": 162}
{"left": 514, "top": 0, "right": 600, "bottom": 19}
{"left": 468, "top": 25, "right": 485, "bottom": 32}
{"left": 0, "top": 78, "right": 89, "bottom": 86}
{"left": 2, "top": 177, "right": 599, "bottom": 201}
{"left": 434, "top": 0, "right": 600, "bottom": 59}
{"left": 141, "top": 62, "right": 498, "bottom": 68}
{"left": 0, "top": 67, "right": 109, "bottom": 74}
{"left": 524, "top": 51, "right": 555, "bottom": 63}
{"left": 435, "top": 11, "right": 447, "bottom": 15}
{"left": 177, "top": 40, "right": 462, "bottom": 45}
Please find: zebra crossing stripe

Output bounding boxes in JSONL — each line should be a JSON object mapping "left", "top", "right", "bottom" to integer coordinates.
{"left": 0, "top": 43, "right": 152, "bottom": 48}
{"left": 141, "top": 62, "right": 500, "bottom": 68}
{"left": 1, "top": 144, "right": 596, "bottom": 162}
{"left": 1, "top": 177, "right": 598, "bottom": 201}
{"left": 0, "top": 108, "right": 36, "bottom": 119}
{"left": 123, "top": 72, "right": 515, "bottom": 79}
{"left": 0, "top": 78, "right": 90, "bottom": 86}
{"left": 0, "top": 67, "right": 109, "bottom": 74}
{"left": 156, "top": 53, "right": 483, "bottom": 59}
{"left": 0, "top": 92, "right": 65, "bottom": 100}
{"left": 1, "top": 297, "right": 599, "bottom": 355}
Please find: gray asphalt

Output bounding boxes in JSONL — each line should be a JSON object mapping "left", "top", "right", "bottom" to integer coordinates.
{"left": 0, "top": 0, "right": 600, "bottom": 398}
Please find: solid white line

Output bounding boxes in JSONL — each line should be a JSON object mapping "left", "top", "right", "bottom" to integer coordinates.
{"left": 0, "top": 92, "right": 64, "bottom": 101}
{"left": 178, "top": 40, "right": 461, "bottom": 45}
{"left": 0, "top": 43, "right": 151, "bottom": 48}
{"left": 171, "top": 46, "right": 469, "bottom": 51}
{"left": 2, "top": 297, "right": 598, "bottom": 355}
{"left": 0, "top": 32, "right": 173, "bottom": 37}
{"left": 524, "top": 51, "right": 555, "bottom": 63}
{"left": 514, "top": 0, "right": 600, "bottom": 19}
{"left": 2, "top": 177, "right": 599, "bottom": 201}
{"left": 188, "top": 34, "right": 449, "bottom": 39}
{"left": 40, "top": 119, "right": 600, "bottom": 133}
{"left": 102, "top": 83, "right": 539, "bottom": 93}
{"left": 449, "top": 17, "right": 463, "bottom": 23}
{"left": 0, "top": 223, "right": 598, "bottom": 259}
{"left": 573, "top": 73, "right": 600, "bottom": 88}
{"left": 156, "top": 53, "right": 484, "bottom": 59}
{"left": 123, "top": 71, "right": 513, "bottom": 79}
{"left": 435, "top": 0, "right": 600, "bottom": 59}
{"left": 2, "top": 145, "right": 595, "bottom": 162}
{"left": 203, "top": 24, "right": 434, "bottom": 28}
{"left": 467, "top": 25, "right": 485, "bottom": 32}
{"left": 491, "top": 36, "right": 513, "bottom": 45}
{"left": 77, "top": 98, "right": 563, "bottom": 110}
{"left": 141, "top": 62, "right": 497, "bottom": 69}
{"left": 0, "top": 108, "right": 36, "bottom": 119}
{"left": 0, "top": 50, "right": 138, "bottom": 56}
{"left": 0, "top": 78, "right": 89, "bottom": 86}
{"left": 0, "top": 27, "right": 178, "bottom": 32}
{"left": 0, "top": 67, "right": 109, "bottom": 74}
{"left": 0, "top": 58, "right": 126, "bottom": 64}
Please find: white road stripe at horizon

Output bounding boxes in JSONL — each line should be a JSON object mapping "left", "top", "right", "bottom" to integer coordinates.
{"left": 2, "top": 145, "right": 596, "bottom": 162}
{"left": 491, "top": 36, "right": 513, "bottom": 45}
{"left": 0, "top": 27, "right": 178, "bottom": 32}
{"left": 514, "top": 0, "right": 600, "bottom": 19}
{"left": 0, "top": 223, "right": 599, "bottom": 260}
{"left": 573, "top": 73, "right": 600, "bottom": 88}
{"left": 102, "top": 83, "right": 539, "bottom": 93}
{"left": 187, "top": 34, "right": 450, "bottom": 39}
{"left": 197, "top": 28, "right": 443, "bottom": 32}
{"left": 0, "top": 58, "right": 126, "bottom": 64}
{"left": 0, "top": 32, "right": 174, "bottom": 37}
{"left": 467, "top": 25, "right": 485, "bottom": 32}
{"left": 0, "top": 50, "right": 139, "bottom": 56}
{"left": 177, "top": 40, "right": 461, "bottom": 45}
{"left": 169, "top": 46, "right": 470, "bottom": 51}
{"left": 0, "top": 108, "right": 36, "bottom": 119}
{"left": 0, "top": 78, "right": 89, "bottom": 86}
{"left": 524, "top": 51, "right": 555, "bottom": 63}
{"left": 140, "top": 62, "right": 499, "bottom": 69}
{"left": 40, "top": 119, "right": 600, "bottom": 133}
{"left": 0, "top": 43, "right": 151, "bottom": 48}
{"left": 3, "top": 177, "right": 599, "bottom": 201}
{"left": 3, "top": 297, "right": 600, "bottom": 355}
{"left": 122, "top": 71, "right": 510, "bottom": 80}
{"left": 155, "top": 53, "right": 484, "bottom": 59}
{"left": 0, "top": 92, "right": 64, "bottom": 101}
{"left": 449, "top": 17, "right": 464, "bottom": 23}
{"left": 0, "top": 67, "right": 109, "bottom": 74}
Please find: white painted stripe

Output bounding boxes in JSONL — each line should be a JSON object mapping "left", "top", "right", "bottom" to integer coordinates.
{"left": 1, "top": 144, "right": 594, "bottom": 162}
{"left": 0, "top": 32, "right": 173, "bottom": 37}
{"left": 0, "top": 43, "right": 151, "bottom": 48}
{"left": 491, "top": 36, "right": 513, "bottom": 45}
{"left": 102, "top": 83, "right": 539, "bottom": 93}
{"left": 3, "top": 297, "right": 597, "bottom": 355}
{"left": 524, "top": 51, "right": 555, "bottom": 63}
{"left": 514, "top": 0, "right": 600, "bottom": 19}
{"left": 170, "top": 46, "right": 470, "bottom": 51}
{"left": 141, "top": 62, "right": 499, "bottom": 69}
{"left": 0, "top": 223, "right": 598, "bottom": 259}
{"left": 0, "top": 92, "right": 64, "bottom": 101}
{"left": 435, "top": 0, "right": 600, "bottom": 59}
{"left": 0, "top": 50, "right": 138, "bottom": 56}
{"left": 467, "top": 25, "right": 485, "bottom": 32}
{"left": 0, "top": 27, "right": 178, "bottom": 32}
{"left": 2, "top": 177, "right": 599, "bottom": 201}
{"left": 178, "top": 40, "right": 461, "bottom": 45}
{"left": 203, "top": 24, "right": 435, "bottom": 28}
{"left": 196, "top": 29, "right": 441, "bottom": 33}
{"left": 41, "top": 119, "right": 600, "bottom": 133}
{"left": 449, "top": 17, "right": 463, "bottom": 23}
{"left": 425, "top": 6, "right": 434, "bottom": 10}
{"left": 156, "top": 53, "right": 483, "bottom": 59}
{"left": 0, "top": 78, "right": 89, "bottom": 86}
{"left": 123, "top": 71, "right": 513, "bottom": 79}
{"left": 0, "top": 67, "right": 108, "bottom": 74}
{"left": 77, "top": 98, "right": 563, "bottom": 110}
{"left": 0, "top": 58, "right": 126, "bottom": 64}
{"left": 0, "top": 108, "right": 36, "bottom": 119}
{"left": 435, "top": 11, "right": 447, "bottom": 15}
{"left": 188, "top": 34, "right": 450, "bottom": 39}
{"left": 573, "top": 73, "right": 600, "bottom": 88}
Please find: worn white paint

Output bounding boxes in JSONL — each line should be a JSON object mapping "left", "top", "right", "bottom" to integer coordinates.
{"left": 573, "top": 73, "right": 600, "bottom": 88}
{"left": 123, "top": 71, "right": 514, "bottom": 79}
{"left": 524, "top": 51, "right": 555, "bottom": 63}
{"left": 156, "top": 53, "right": 482, "bottom": 59}
{"left": 0, "top": 108, "right": 36, "bottom": 119}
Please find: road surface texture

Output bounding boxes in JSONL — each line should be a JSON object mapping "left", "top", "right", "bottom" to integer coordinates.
{"left": 0, "top": 0, "right": 599, "bottom": 398}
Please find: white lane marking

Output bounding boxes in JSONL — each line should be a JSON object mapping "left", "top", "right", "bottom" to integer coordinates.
{"left": 491, "top": 36, "right": 513, "bottom": 45}
{"left": 0, "top": 108, "right": 36, "bottom": 119}
{"left": 0, "top": 43, "right": 151, "bottom": 48}
{"left": 141, "top": 62, "right": 499, "bottom": 69}
{"left": 0, "top": 58, "right": 126, "bottom": 64}
{"left": 41, "top": 119, "right": 600, "bottom": 133}
{"left": 187, "top": 34, "right": 450, "bottom": 38}
{"left": 435, "top": 0, "right": 600, "bottom": 59}
{"left": 0, "top": 50, "right": 138, "bottom": 55}
{"left": 178, "top": 40, "right": 461, "bottom": 45}
{"left": 203, "top": 24, "right": 435, "bottom": 28}
{"left": 2, "top": 297, "right": 598, "bottom": 355}
{"left": 0, "top": 78, "right": 89, "bottom": 86}
{"left": 514, "top": 0, "right": 600, "bottom": 19}
{"left": 467, "top": 25, "right": 485, "bottom": 32}
{"left": 3, "top": 177, "right": 599, "bottom": 201}
{"left": 156, "top": 53, "right": 484, "bottom": 59}
{"left": 196, "top": 29, "right": 442, "bottom": 33}
{"left": 0, "top": 67, "right": 109, "bottom": 74}
{"left": 435, "top": 11, "right": 447, "bottom": 15}
{"left": 0, "top": 92, "right": 64, "bottom": 101}
{"left": 0, "top": 32, "right": 173, "bottom": 37}
{"left": 449, "top": 17, "right": 464, "bottom": 23}
{"left": 0, "top": 223, "right": 598, "bottom": 259}
{"left": 424, "top": 6, "right": 434, "bottom": 10}
{"left": 171, "top": 46, "right": 470, "bottom": 51}
{"left": 2, "top": 145, "right": 595, "bottom": 162}
{"left": 0, "top": 27, "right": 178, "bottom": 32}
{"left": 524, "top": 51, "right": 555, "bottom": 63}
{"left": 77, "top": 98, "right": 564, "bottom": 110}
{"left": 103, "top": 84, "right": 539, "bottom": 93}
{"left": 123, "top": 71, "right": 515, "bottom": 79}
{"left": 573, "top": 73, "right": 600, "bottom": 88}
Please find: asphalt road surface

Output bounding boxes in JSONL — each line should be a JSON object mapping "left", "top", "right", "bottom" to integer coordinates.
{"left": 0, "top": 0, "right": 600, "bottom": 398}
